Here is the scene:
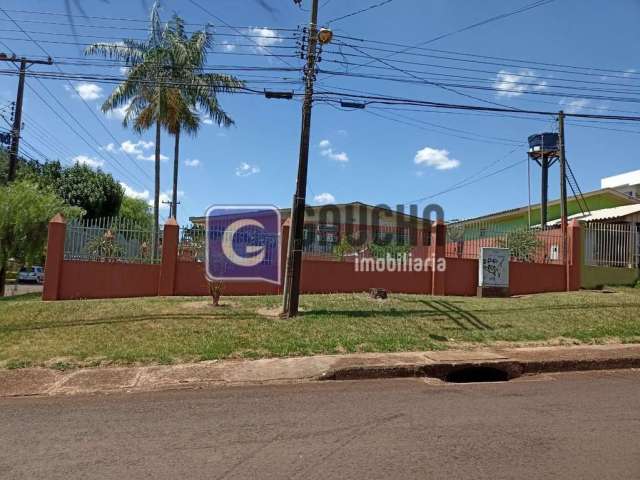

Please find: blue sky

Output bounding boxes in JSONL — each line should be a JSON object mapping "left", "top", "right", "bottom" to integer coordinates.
{"left": 0, "top": 0, "right": 639, "bottom": 224}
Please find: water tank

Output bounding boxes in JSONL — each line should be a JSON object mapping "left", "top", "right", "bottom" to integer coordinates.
{"left": 528, "top": 132, "right": 559, "bottom": 157}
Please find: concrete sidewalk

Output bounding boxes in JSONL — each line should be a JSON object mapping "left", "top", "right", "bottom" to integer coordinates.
{"left": 2, "top": 344, "right": 640, "bottom": 398}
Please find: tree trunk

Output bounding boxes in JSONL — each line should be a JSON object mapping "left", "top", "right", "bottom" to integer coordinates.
{"left": 152, "top": 119, "right": 161, "bottom": 260}
{"left": 171, "top": 126, "right": 180, "bottom": 219}
{"left": 0, "top": 260, "right": 6, "bottom": 298}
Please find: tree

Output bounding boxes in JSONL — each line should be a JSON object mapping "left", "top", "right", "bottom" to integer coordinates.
{"left": 85, "top": 1, "right": 169, "bottom": 258}
{"left": 56, "top": 164, "right": 124, "bottom": 218}
{"left": 162, "top": 16, "right": 243, "bottom": 218}
{"left": 0, "top": 180, "right": 82, "bottom": 296}
{"left": 118, "top": 196, "right": 153, "bottom": 230}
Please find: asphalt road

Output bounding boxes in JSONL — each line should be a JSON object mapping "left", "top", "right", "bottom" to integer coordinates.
{"left": 1, "top": 370, "right": 639, "bottom": 479}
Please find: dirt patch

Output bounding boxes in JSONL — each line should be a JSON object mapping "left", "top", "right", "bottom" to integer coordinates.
{"left": 257, "top": 307, "right": 284, "bottom": 318}
{"left": 257, "top": 306, "right": 309, "bottom": 318}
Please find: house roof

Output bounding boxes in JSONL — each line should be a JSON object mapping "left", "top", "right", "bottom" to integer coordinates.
{"left": 543, "top": 204, "right": 640, "bottom": 226}
{"left": 189, "top": 201, "right": 430, "bottom": 225}
{"left": 450, "top": 188, "right": 640, "bottom": 225}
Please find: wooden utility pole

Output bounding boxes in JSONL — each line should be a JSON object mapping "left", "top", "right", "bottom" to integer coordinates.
{"left": 558, "top": 110, "right": 570, "bottom": 290}
{"left": 282, "top": 0, "right": 320, "bottom": 317}
{"left": 162, "top": 200, "right": 180, "bottom": 218}
{"left": 0, "top": 54, "right": 53, "bottom": 181}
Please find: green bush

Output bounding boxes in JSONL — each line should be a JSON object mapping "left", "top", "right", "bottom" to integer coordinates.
{"left": 497, "top": 229, "right": 543, "bottom": 262}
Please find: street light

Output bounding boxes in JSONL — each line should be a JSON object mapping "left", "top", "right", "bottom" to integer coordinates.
{"left": 317, "top": 28, "right": 333, "bottom": 45}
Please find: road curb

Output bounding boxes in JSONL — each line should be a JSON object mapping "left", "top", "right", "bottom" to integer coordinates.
{"left": 2, "top": 345, "right": 640, "bottom": 397}
{"left": 320, "top": 357, "right": 640, "bottom": 382}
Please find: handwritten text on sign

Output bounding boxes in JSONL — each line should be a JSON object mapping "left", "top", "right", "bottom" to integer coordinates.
{"left": 479, "top": 247, "right": 510, "bottom": 288}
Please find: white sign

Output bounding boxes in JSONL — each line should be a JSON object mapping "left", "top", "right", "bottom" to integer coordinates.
{"left": 479, "top": 247, "right": 510, "bottom": 288}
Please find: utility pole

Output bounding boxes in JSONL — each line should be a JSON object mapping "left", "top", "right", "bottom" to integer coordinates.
{"left": 0, "top": 54, "right": 53, "bottom": 182}
{"left": 558, "top": 110, "right": 569, "bottom": 290}
{"left": 162, "top": 200, "right": 180, "bottom": 218}
{"left": 282, "top": 0, "right": 323, "bottom": 317}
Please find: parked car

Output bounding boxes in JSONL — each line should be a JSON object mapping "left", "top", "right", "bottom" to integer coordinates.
{"left": 17, "top": 266, "right": 45, "bottom": 284}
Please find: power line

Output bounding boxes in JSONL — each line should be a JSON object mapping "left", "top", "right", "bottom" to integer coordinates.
{"left": 0, "top": 11, "right": 298, "bottom": 31}
{"left": 324, "top": 44, "right": 640, "bottom": 86}
{"left": 317, "top": 67, "right": 640, "bottom": 105}
{"left": 326, "top": 0, "right": 396, "bottom": 24}
{"left": 335, "top": 0, "right": 556, "bottom": 75}
{"left": 0, "top": 6, "right": 154, "bottom": 189}
{"left": 0, "top": 68, "right": 305, "bottom": 92}
{"left": 26, "top": 81, "right": 150, "bottom": 190}
{"left": 313, "top": 89, "right": 640, "bottom": 121}
{"left": 345, "top": 42, "right": 519, "bottom": 110}
{"left": 0, "top": 26, "right": 300, "bottom": 42}
{"left": 331, "top": 37, "right": 640, "bottom": 80}
{"left": 406, "top": 155, "right": 527, "bottom": 204}
{"left": 187, "top": 0, "right": 299, "bottom": 68}
{"left": 360, "top": 107, "right": 522, "bottom": 146}
{"left": 4, "top": 64, "right": 640, "bottom": 123}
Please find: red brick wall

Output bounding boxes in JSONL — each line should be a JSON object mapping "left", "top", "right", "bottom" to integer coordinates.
{"left": 58, "top": 261, "right": 161, "bottom": 299}
{"left": 44, "top": 216, "right": 581, "bottom": 300}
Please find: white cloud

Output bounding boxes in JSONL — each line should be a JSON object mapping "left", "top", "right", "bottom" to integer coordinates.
{"left": 221, "top": 41, "right": 236, "bottom": 52}
{"left": 68, "top": 82, "right": 103, "bottom": 101}
{"left": 559, "top": 98, "right": 590, "bottom": 114}
{"left": 120, "top": 140, "right": 154, "bottom": 155}
{"left": 120, "top": 182, "right": 149, "bottom": 200}
{"left": 493, "top": 69, "right": 547, "bottom": 98}
{"left": 184, "top": 158, "right": 201, "bottom": 167}
{"left": 319, "top": 139, "right": 349, "bottom": 163}
{"left": 337, "top": 129, "right": 348, "bottom": 136}
{"left": 137, "top": 153, "right": 168, "bottom": 162}
{"left": 325, "top": 150, "right": 349, "bottom": 162}
{"left": 102, "top": 142, "right": 116, "bottom": 152}
{"left": 72, "top": 155, "right": 104, "bottom": 169}
{"left": 119, "top": 66, "right": 130, "bottom": 75}
{"left": 247, "top": 27, "right": 283, "bottom": 49}
{"left": 314, "top": 192, "right": 335, "bottom": 205}
{"left": 414, "top": 147, "right": 460, "bottom": 171}
{"left": 235, "top": 162, "right": 260, "bottom": 177}
{"left": 202, "top": 118, "right": 214, "bottom": 125}
{"left": 155, "top": 190, "right": 184, "bottom": 210}
{"left": 104, "top": 100, "right": 132, "bottom": 120}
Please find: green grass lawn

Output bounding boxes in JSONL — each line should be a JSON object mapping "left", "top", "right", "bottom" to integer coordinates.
{"left": 1, "top": 288, "right": 640, "bottom": 369}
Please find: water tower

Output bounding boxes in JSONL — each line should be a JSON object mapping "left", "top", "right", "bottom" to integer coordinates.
{"left": 528, "top": 132, "right": 560, "bottom": 227}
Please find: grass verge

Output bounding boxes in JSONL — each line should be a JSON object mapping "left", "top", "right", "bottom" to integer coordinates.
{"left": 1, "top": 288, "right": 640, "bottom": 368}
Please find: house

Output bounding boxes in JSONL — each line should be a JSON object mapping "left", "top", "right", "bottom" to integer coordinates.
{"left": 601, "top": 169, "right": 640, "bottom": 199}
{"left": 450, "top": 169, "right": 640, "bottom": 287}
{"left": 190, "top": 202, "right": 433, "bottom": 255}
{"left": 451, "top": 187, "right": 639, "bottom": 230}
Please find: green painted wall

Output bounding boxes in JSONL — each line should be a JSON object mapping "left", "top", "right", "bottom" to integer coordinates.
{"left": 483, "top": 193, "right": 632, "bottom": 230}
{"left": 581, "top": 265, "right": 639, "bottom": 289}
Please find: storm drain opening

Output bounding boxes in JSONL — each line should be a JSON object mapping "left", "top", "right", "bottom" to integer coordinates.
{"left": 444, "top": 366, "right": 511, "bottom": 383}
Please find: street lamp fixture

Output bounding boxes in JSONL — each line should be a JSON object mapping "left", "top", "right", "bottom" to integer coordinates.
{"left": 317, "top": 28, "right": 333, "bottom": 45}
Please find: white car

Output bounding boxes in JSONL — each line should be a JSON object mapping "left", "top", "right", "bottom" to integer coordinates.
{"left": 17, "top": 266, "right": 45, "bottom": 284}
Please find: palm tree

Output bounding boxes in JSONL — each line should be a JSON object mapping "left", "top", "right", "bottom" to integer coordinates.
{"left": 85, "top": 1, "right": 168, "bottom": 258}
{"left": 161, "top": 16, "right": 244, "bottom": 219}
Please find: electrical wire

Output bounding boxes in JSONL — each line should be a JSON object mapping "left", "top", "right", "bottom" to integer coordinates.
{"left": 333, "top": 0, "right": 556, "bottom": 76}
{"left": 326, "top": 0, "right": 396, "bottom": 25}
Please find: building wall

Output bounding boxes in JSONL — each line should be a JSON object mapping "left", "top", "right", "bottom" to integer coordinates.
{"left": 581, "top": 265, "right": 639, "bottom": 289}
{"left": 466, "top": 193, "right": 632, "bottom": 231}
{"left": 44, "top": 218, "right": 581, "bottom": 300}
{"left": 58, "top": 261, "right": 161, "bottom": 299}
